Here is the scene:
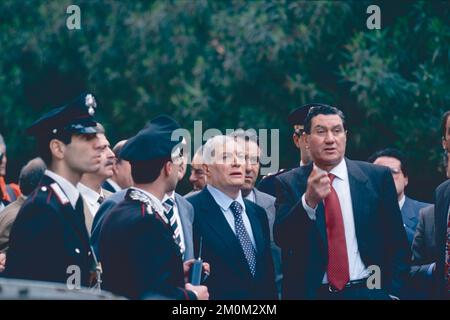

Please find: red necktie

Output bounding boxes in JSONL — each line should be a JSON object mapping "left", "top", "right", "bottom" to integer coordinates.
{"left": 445, "top": 212, "right": 449, "bottom": 291}
{"left": 324, "top": 173, "right": 350, "bottom": 290}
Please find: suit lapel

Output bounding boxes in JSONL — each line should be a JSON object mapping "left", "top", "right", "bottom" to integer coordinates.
{"left": 175, "top": 193, "right": 194, "bottom": 260}
{"left": 244, "top": 200, "right": 264, "bottom": 255}
{"left": 401, "top": 197, "right": 418, "bottom": 228}
{"left": 345, "top": 159, "right": 370, "bottom": 244}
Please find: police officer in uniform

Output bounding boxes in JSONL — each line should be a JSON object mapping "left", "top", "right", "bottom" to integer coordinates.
{"left": 4, "top": 93, "right": 103, "bottom": 288}
{"left": 257, "top": 104, "right": 313, "bottom": 197}
{"left": 98, "top": 115, "right": 209, "bottom": 300}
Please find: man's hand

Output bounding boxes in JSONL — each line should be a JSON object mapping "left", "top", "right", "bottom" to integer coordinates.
{"left": 304, "top": 168, "right": 331, "bottom": 208}
{"left": 183, "top": 259, "right": 210, "bottom": 283}
{"left": 0, "top": 253, "right": 6, "bottom": 273}
{"left": 185, "top": 283, "right": 209, "bottom": 300}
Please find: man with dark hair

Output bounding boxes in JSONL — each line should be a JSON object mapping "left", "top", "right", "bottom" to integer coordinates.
{"left": 257, "top": 104, "right": 312, "bottom": 197}
{"left": 0, "top": 157, "right": 46, "bottom": 253}
{"left": 368, "top": 148, "right": 430, "bottom": 246}
{"left": 4, "top": 93, "right": 103, "bottom": 288}
{"left": 102, "top": 140, "right": 133, "bottom": 193}
{"left": 274, "top": 104, "right": 409, "bottom": 299}
{"left": 0, "top": 134, "right": 21, "bottom": 212}
{"left": 98, "top": 115, "right": 209, "bottom": 300}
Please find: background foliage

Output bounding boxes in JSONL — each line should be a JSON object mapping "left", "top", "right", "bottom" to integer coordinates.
{"left": 0, "top": 0, "right": 449, "bottom": 199}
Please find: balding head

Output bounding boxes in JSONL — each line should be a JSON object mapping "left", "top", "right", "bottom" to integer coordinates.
{"left": 19, "top": 157, "right": 47, "bottom": 196}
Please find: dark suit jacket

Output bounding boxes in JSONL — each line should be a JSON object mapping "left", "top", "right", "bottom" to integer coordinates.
{"left": 4, "top": 175, "right": 95, "bottom": 287}
{"left": 274, "top": 159, "right": 410, "bottom": 299}
{"left": 102, "top": 180, "right": 121, "bottom": 193}
{"left": 187, "top": 188, "right": 277, "bottom": 300}
{"left": 252, "top": 188, "right": 283, "bottom": 297}
{"left": 401, "top": 196, "right": 430, "bottom": 247}
{"left": 91, "top": 189, "right": 195, "bottom": 261}
{"left": 98, "top": 188, "right": 196, "bottom": 300}
{"left": 434, "top": 179, "right": 450, "bottom": 299}
{"left": 411, "top": 205, "right": 436, "bottom": 271}
{"left": 409, "top": 204, "right": 436, "bottom": 298}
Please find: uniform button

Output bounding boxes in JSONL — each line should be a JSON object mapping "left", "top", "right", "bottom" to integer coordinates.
{"left": 41, "top": 186, "right": 47, "bottom": 192}
{"left": 75, "top": 248, "right": 80, "bottom": 254}
{"left": 88, "top": 251, "right": 91, "bottom": 256}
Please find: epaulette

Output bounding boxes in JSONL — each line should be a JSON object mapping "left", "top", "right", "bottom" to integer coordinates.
{"left": 128, "top": 189, "right": 169, "bottom": 224}
{"left": 49, "top": 183, "right": 70, "bottom": 205}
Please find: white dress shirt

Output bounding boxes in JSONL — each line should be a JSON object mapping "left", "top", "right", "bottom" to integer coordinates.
{"left": 45, "top": 170, "right": 80, "bottom": 209}
{"left": 163, "top": 191, "right": 186, "bottom": 255}
{"left": 301, "top": 159, "right": 369, "bottom": 282}
{"left": 207, "top": 185, "right": 256, "bottom": 249}
{"left": 244, "top": 189, "right": 256, "bottom": 203}
{"left": 77, "top": 183, "right": 105, "bottom": 217}
{"left": 398, "top": 195, "right": 406, "bottom": 210}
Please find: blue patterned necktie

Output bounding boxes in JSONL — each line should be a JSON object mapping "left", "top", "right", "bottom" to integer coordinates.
{"left": 163, "top": 198, "right": 184, "bottom": 255}
{"left": 229, "top": 201, "right": 256, "bottom": 276}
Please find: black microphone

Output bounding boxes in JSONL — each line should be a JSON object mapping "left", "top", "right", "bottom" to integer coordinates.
{"left": 190, "top": 237, "right": 203, "bottom": 285}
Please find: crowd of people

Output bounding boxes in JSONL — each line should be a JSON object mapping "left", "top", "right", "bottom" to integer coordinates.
{"left": 0, "top": 93, "right": 448, "bottom": 300}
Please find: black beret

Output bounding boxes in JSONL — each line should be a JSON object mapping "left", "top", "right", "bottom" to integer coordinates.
{"left": 26, "top": 93, "right": 99, "bottom": 138}
{"left": 120, "top": 115, "right": 183, "bottom": 162}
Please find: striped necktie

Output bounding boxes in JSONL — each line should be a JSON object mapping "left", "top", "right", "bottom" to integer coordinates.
{"left": 163, "top": 198, "right": 184, "bottom": 255}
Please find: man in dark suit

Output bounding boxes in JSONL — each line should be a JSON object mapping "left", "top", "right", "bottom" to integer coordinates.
{"left": 187, "top": 135, "right": 277, "bottom": 300}
{"left": 434, "top": 178, "right": 449, "bottom": 299}
{"left": 274, "top": 104, "right": 410, "bottom": 300}
{"left": 368, "top": 148, "right": 430, "bottom": 247}
{"left": 4, "top": 93, "right": 103, "bottom": 288}
{"left": 98, "top": 115, "right": 208, "bottom": 300}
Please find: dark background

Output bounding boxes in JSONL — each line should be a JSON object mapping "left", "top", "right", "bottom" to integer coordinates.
{"left": 0, "top": 0, "right": 449, "bottom": 200}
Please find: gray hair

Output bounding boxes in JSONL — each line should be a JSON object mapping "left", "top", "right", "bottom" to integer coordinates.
{"left": 202, "top": 135, "right": 240, "bottom": 164}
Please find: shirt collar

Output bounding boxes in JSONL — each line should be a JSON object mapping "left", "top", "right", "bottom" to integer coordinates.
{"left": 314, "top": 158, "right": 347, "bottom": 182}
{"left": 132, "top": 187, "right": 165, "bottom": 215}
{"left": 207, "top": 184, "right": 245, "bottom": 211}
{"left": 162, "top": 191, "right": 175, "bottom": 203}
{"left": 44, "top": 170, "right": 80, "bottom": 208}
{"left": 77, "top": 183, "right": 102, "bottom": 206}
{"left": 398, "top": 195, "right": 406, "bottom": 210}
